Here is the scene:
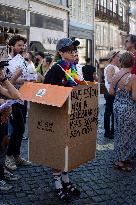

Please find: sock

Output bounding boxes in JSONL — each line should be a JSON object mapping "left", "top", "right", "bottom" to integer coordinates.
{"left": 61, "top": 172, "right": 70, "bottom": 183}
{"left": 53, "top": 172, "right": 63, "bottom": 190}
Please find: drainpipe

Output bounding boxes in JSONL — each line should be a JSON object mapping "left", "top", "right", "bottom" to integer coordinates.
{"left": 26, "top": 0, "right": 31, "bottom": 50}
{"left": 67, "top": 0, "right": 70, "bottom": 37}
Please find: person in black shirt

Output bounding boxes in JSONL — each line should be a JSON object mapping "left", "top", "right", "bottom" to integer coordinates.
{"left": 82, "top": 58, "right": 98, "bottom": 82}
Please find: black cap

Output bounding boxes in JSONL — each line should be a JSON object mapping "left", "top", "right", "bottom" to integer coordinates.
{"left": 56, "top": 38, "right": 80, "bottom": 51}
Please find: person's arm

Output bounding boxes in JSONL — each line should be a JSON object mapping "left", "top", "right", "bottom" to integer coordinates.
{"left": 0, "top": 99, "right": 12, "bottom": 124}
{"left": 92, "top": 67, "right": 98, "bottom": 82}
{"left": 109, "top": 75, "right": 116, "bottom": 96}
{"left": 10, "top": 68, "right": 24, "bottom": 85}
{"left": 0, "top": 70, "right": 20, "bottom": 99}
{"left": 0, "top": 81, "right": 20, "bottom": 99}
{"left": 109, "top": 83, "right": 115, "bottom": 96}
{"left": 131, "top": 75, "right": 136, "bottom": 101}
{"left": 0, "top": 99, "right": 5, "bottom": 105}
{"left": 36, "top": 72, "right": 44, "bottom": 83}
{"left": 107, "top": 66, "right": 115, "bottom": 84}
{"left": 93, "top": 72, "right": 98, "bottom": 82}
{"left": 0, "top": 106, "right": 12, "bottom": 124}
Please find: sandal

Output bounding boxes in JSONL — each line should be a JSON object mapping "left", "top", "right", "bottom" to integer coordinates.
{"left": 56, "top": 188, "right": 70, "bottom": 202}
{"left": 125, "top": 160, "right": 133, "bottom": 165}
{"left": 62, "top": 181, "right": 80, "bottom": 196}
{"left": 113, "top": 161, "right": 132, "bottom": 172}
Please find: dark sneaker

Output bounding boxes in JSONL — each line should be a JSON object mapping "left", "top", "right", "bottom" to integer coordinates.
{"left": 4, "top": 170, "right": 20, "bottom": 181}
{"left": 14, "top": 156, "right": 31, "bottom": 166}
{"left": 62, "top": 181, "right": 80, "bottom": 196}
{"left": 104, "top": 132, "right": 114, "bottom": 139}
{"left": 56, "top": 188, "right": 71, "bottom": 202}
{"left": 0, "top": 180, "right": 12, "bottom": 191}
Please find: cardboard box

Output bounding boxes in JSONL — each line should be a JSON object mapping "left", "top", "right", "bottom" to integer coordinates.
{"left": 20, "top": 82, "right": 98, "bottom": 171}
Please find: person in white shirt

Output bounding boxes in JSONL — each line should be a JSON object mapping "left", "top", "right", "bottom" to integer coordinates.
{"left": 24, "top": 52, "right": 36, "bottom": 74}
{"left": 73, "top": 50, "right": 84, "bottom": 81}
{"left": 104, "top": 51, "right": 120, "bottom": 139}
{"left": 5, "top": 35, "right": 31, "bottom": 171}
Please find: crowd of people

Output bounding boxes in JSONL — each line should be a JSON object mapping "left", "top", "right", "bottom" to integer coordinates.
{"left": 0, "top": 32, "right": 136, "bottom": 202}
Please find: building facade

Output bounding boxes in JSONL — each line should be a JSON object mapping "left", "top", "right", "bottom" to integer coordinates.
{"left": 95, "top": 0, "right": 129, "bottom": 60}
{"left": 0, "top": 0, "right": 69, "bottom": 53}
{"left": 95, "top": 0, "right": 129, "bottom": 93}
{"left": 29, "top": 0, "right": 68, "bottom": 53}
{"left": 68, "top": 0, "right": 95, "bottom": 64}
{"left": 0, "top": 0, "right": 29, "bottom": 41}
{"left": 129, "top": 0, "right": 136, "bottom": 35}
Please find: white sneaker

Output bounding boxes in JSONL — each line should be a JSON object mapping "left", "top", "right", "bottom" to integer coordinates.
{"left": 0, "top": 180, "right": 13, "bottom": 191}
{"left": 4, "top": 169, "right": 20, "bottom": 181}
{"left": 5, "top": 156, "right": 17, "bottom": 171}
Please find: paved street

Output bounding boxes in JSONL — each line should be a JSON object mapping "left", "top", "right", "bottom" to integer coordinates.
{"left": 0, "top": 104, "right": 136, "bottom": 205}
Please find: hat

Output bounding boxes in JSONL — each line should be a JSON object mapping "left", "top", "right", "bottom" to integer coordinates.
{"left": 56, "top": 38, "right": 80, "bottom": 51}
{"left": 107, "top": 51, "right": 120, "bottom": 61}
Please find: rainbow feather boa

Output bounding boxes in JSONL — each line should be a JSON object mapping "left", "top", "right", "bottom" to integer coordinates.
{"left": 57, "top": 59, "right": 80, "bottom": 86}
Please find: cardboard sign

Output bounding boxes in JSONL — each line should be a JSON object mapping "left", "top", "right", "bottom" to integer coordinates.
{"left": 8, "top": 54, "right": 27, "bottom": 73}
{"left": 20, "top": 82, "right": 98, "bottom": 171}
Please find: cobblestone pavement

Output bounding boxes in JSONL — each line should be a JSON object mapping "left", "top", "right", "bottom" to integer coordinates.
{"left": 0, "top": 105, "right": 136, "bottom": 205}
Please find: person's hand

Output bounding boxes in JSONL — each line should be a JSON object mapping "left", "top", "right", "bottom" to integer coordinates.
{"left": 15, "top": 67, "right": 23, "bottom": 78}
{"left": 0, "top": 106, "right": 12, "bottom": 124}
{"left": 0, "top": 99, "right": 5, "bottom": 105}
{"left": 10, "top": 67, "right": 23, "bottom": 85}
{"left": 36, "top": 73, "right": 44, "bottom": 82}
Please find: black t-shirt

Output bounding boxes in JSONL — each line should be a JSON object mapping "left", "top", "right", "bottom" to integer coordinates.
{"left": 82, "top": 65, "right": 96, "bottom": 82}
{"left": 44, "top": 63, "right": 65, "bottom": 86}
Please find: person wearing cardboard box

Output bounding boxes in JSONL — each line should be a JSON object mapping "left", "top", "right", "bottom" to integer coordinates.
{"left": 44, "top": 38, "right": 81, "bottom": 202}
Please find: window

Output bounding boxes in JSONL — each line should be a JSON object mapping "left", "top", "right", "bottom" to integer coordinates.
{"left": 30, "top": 13, "right": 64, "bottom": 31}
{"left": 96, "top": 25, "right": 101, "bottom": 45}
{"left": 0, "top": 4, "right": 26, "bottom": 25}
{"left": 48, "top": 0, "right": 67, "bottom": 6}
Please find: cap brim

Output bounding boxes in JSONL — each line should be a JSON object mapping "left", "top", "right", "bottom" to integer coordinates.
{"left": 107, "top": 51, "right": 120, "bottom": 61}
{"left": 73, "top": 40, "right": 80, "bottom": 47}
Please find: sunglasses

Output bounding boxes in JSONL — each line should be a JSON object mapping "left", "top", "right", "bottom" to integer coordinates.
{"left": 60, "top": 46, "right": 75, "bottom": 53}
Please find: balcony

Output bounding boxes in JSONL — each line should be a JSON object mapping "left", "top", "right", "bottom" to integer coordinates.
{"left": 95, "top": 4, "right": 119, "bottom": 24}
{"left": 119, "top": 21, "right": 129, "bottom": 33}
{"left": 95, "top": 4, "right": 129, "bottom": 32}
